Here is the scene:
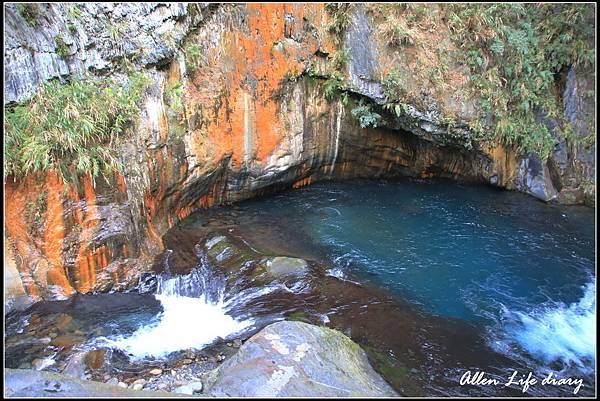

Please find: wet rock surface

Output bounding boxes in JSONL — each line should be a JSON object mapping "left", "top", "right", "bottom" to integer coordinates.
{"left": 207, "top": 320, "right": 397, "bottom": 397}
{"left": 265, "top": 257, "right": 310, "bottom": 279}
{"left": 4, "top": 226, "right": 422, "bottom": 396}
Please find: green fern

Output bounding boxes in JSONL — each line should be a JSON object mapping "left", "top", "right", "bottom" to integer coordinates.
{"left": 351, "top": 99, "right": 382, "bottom": 128}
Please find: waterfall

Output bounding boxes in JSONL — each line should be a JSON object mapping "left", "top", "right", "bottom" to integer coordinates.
{"left": 103, "top": 247, "right": 253, "bottom": 360}
{"left": 156, "top": 248, "right": 225, "bottom": 303}
{"left": 491, "top": 278, "right": 596, "bottom": 374}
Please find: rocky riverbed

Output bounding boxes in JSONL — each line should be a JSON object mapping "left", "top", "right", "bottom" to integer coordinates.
{"left": 5, "top": 321, "right": 397, "bottom": 397}
{"left": 5, "top": 219, "right": 409, "bottom": 397}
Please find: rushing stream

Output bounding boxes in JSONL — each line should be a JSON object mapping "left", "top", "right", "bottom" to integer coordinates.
{"left": 5, "top": 178, "right": 596, "bottom": 396}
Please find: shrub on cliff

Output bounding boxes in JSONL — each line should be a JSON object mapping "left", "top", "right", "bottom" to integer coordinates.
{"left": 351, "top": 99, "right": 382, "bottom": 128}
{"left": 4, "top": 73, "right": 149, "bottom": 184}
{"left": 359, "top": 3, "right": 594, "bottom": 160}
{"left": 444, "top": 3, "right": 595, "bottom": 160}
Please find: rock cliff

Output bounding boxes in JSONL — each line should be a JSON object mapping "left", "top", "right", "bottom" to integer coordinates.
{"left": 3, "top": 3, "right": 595, "bottom": 309}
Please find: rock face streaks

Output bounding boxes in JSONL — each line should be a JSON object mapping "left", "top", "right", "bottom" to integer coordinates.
{"left": 3, "top": 3, "right": 595, "bottom": 307}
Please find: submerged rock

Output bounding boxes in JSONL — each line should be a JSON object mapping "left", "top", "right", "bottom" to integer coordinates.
{"left": 54, "top": 314, "right": 74, "bottom": 331}
{"left": 50, "top": 334, "right": 84, "bottom": 348}
{"left": 207, "top": 321, "right": 397, "bottom": 397}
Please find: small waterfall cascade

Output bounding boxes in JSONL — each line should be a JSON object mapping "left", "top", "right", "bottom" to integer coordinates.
{"left": 104, "top": 246, "right": 253, "bottom": 359}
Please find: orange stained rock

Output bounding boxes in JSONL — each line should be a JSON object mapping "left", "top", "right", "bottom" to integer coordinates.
{"left": 485, "top": 143, "right": 518, "bottom": 188}
{"left": 5, "top": 176, "right": 40, "bottom": 297}
{"left": 5, "top": 173, "right": 75, "bottom": 298}
{"left": 4, "top": 175, "right": 33, "bottom": 242}
{"left": 142, "top": 147, "right": 173, "bottom": 252}
{"left": 43, "top": 172, "right": 75, "bottom": 293}
{"left": 116, "top": 173, "right": 128, "bottom": 193}
{"left": 71, "top": 173, "right": 102, "bottom": 293}
{"left": 143, "top": 190, "right": 165, "bottom": 251}
{"left": 293, "top": 176, "right": 313, "bottom": 189}
{"left": 190, "top": 3, "right": 324, "bottom": 169}
{"left": 199, "top": 193, "right": 215, "bottom": 208}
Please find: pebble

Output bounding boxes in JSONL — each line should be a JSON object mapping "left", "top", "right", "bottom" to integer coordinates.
{"left": 132, "top": 383, "right": 144, "bottom": 391}
{"left": 181, "top": 359, "right": 193, "bottom": 365}
{"left": 106, "top": 378, "right": 119, "bottom": 385}
{"left": 149, "top": 368, "right": 162, "bottom": 375}
{"left": 117, "top": 382, "right": 128, "bottom": 388}
{"left": 171, "top": 369, "right": 176, "bottom": 376}
{"left": 174, "top": 385, "right": 194, "bottom": 395}
{"left": 188, "top": 381, "right": 203, "bottom": 393}
{"left": 31, "top": 358, "right": 45, "bottom": 370}
{"left": 132, "top": 378, "right": 146, "bottom": 385}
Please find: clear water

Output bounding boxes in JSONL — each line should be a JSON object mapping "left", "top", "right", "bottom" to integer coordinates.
{"left": 226, "top": 178, "right": 596, "bottom": 390}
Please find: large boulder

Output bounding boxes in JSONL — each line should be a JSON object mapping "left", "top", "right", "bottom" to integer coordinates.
{"left": 207, "top": 321, "right": 397, "bottom": 397}
{"left": 516, "top": 153, "right": 558, "bottom": 202}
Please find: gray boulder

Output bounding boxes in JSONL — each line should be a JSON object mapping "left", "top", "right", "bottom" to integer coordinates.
{"left": 207, "top": 321, "right": 397, "bottom": 397}
{"left": 516, "top": 153, "right": 558, "bottom": 202}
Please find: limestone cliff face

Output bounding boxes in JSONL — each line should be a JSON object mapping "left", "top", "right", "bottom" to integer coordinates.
{"left": 3, "top": 3, "right": 595, "bottom": 309}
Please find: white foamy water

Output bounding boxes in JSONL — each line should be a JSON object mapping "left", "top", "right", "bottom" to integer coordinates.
{"left": 103, "top": 252, "right": 255, "bottom": 360}
{"left": 106, "top": 294, "right": 252, "bottom": 359}
{"left": 494, "top": 279, "right": 596, "bottom": 372}
{"left": 34, "top": 353, "right": 57, "bottom": 371}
